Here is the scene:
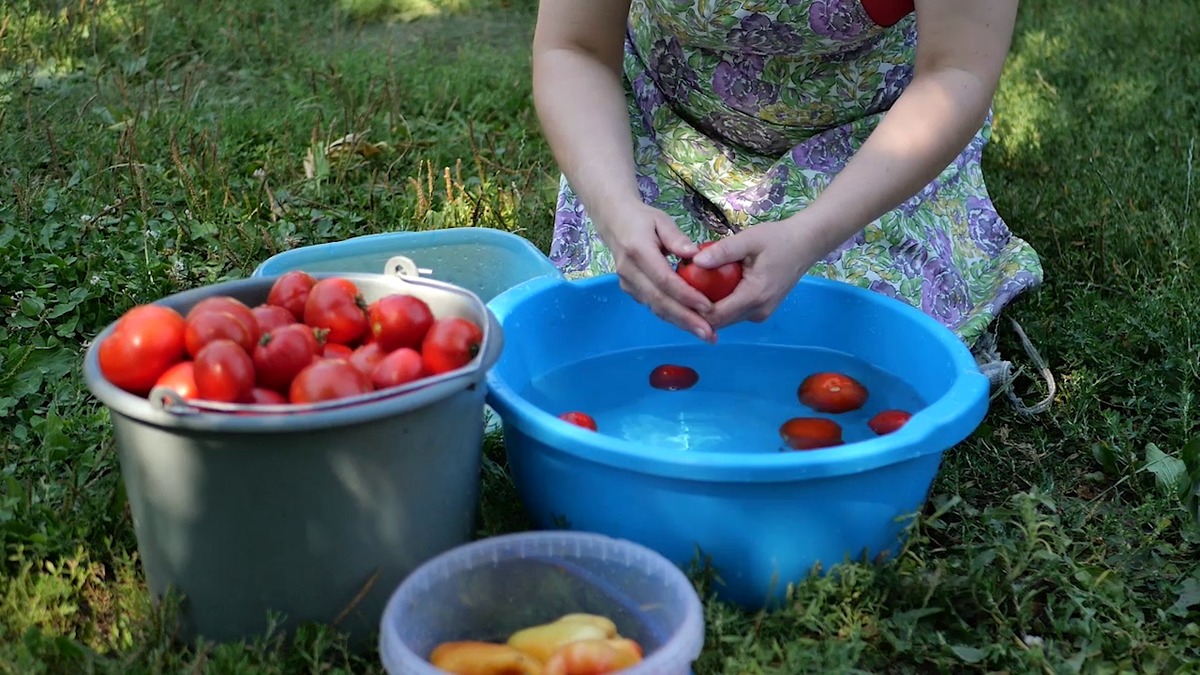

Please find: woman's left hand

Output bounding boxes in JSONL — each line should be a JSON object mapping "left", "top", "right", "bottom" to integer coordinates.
{"left": 689, "top": 215, "right": 834, "bottom": 331}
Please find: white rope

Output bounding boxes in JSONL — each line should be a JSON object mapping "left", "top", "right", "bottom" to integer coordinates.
{"left": 973, "top": 318, "right": 1056, "bottom": 415}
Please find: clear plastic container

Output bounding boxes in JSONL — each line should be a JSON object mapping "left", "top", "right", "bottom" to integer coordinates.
{"left": 378, "top": 531, "right": 705, "bottom": 675}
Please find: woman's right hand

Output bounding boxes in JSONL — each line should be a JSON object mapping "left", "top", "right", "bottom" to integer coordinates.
{"left": 594, "top": 201, "right": 717, "bottom": 343}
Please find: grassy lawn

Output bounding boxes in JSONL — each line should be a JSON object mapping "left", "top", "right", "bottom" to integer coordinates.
{"left": 2, "top": 0, "right": 1199, "bottom": 672}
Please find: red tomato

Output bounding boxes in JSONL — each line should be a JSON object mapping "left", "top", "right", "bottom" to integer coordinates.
{"left": 186, "top": 296, "right": 259, "bottom": 337}
{"left": 421, "top": 317, "right": 484, "bottom": 375}
{"left": 542, "top": 638, "right": 643, "bottom": 675}
{"left": 868, "top": 409, "right": 912, "bottom": 435}
{"left": 98, "top": 304, "right": 188, "bottom": 395}
{"left": 251, "top": 304, "right": 296, "bottom": 334}
{"left": 348, "top": 342, "right": 387, "bottom": 379}
{"left": 558, "top": 411, "right": 598, "bottom": 431}
{"left": 368, "top": 294, "right": 434, "bottom": 352}
{"left": 779, "top": 417, "right": 844, "bottom": 450}
{"left": 649, "top": 364, "right": 699, "bottom": 391}
{"left": 185, "top": 310, "right": 257, "bottom": 357}
{"left": 266, "top": 270, "right": 316, "bottom": 321}
{"left": 304, "top": 278, "right": 369, "bottom": 345}
{"left": 193, "top": 339, "right": 256, "bottom": 403}
{"left": 676, "top": 242, "right": 743, "bottom": 302}
{"left": 322, "top": 343, "right": 354, "bottom": 360}
{"left": 798, "top": 372, "right": 869, "bottom": 414}
{"left": 371, "top": 347, "right": 427, "bottom": 390}
{"left": 249, "top": 387, "right": 288, "bottom": 405}
{"left": 253, "top": 323, "right": 321, "bottom": 392}
{"left": 153, "top": 361, "right": 199, "bottom": 400}
{"left": 289, "top": 359, "right": 373, "bottom": 404}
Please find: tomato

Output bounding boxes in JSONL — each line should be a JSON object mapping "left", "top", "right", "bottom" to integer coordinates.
{"left": 186, "top": 296, "right": 259, "bottom": 337}
{"left": 303, "top": 277, "right": 369, "bottom": 345}
{"left": 249, "top": 387, "right": 288, "bottom": 405}
{"left": 185, "top": 310, "right": 258, "bottom": 357}
{"left": 153, "top": 361, "right": 199, "bottom": 400}
{"left": 868, "top": 409, "right": 912, "bottom": 435}
{"left": 430, "top": 642, "right": 542, "bottom": 675}
{"left": 558, "top": 411, "right": 598, "bottom": 431}
{"left": 193, "top": 339, "right": 256, "bottom": 403}
{"left": 676, "top": 241, "right": 743, "bottom": 302}
{"left": 251, "top": 304, "right": 296, "bottom": 334}
{"left": 98, "top": 304, "right": 188, "bottom": 395}
{"left": 266, "top": 270, "right": 316, "bottom": 321}
{"left": 253, "top": 323, "right": 321, "bottom": 392}
{"left": 371, "top": 348, "right": 427, "bottom": 390}
{"left": 368, "top": 293, "right": 434, "bottom": 351}
{"left": 421, "top": 317, "right": 484, "bottom": 375}
{"left": 798, "top": 371, "right": 868, "bottom": 414}
{"left": 779, "top": 417, "right": 844, "bottom": 450}
{"left": 542, "top": 638, "right": 644, "bottom": 675}
{"left": 289, "top": 359, "right": 373, "bottom": 404}
{"left": 348, "top": 342, "right": 387, "bottom": 379}
{"left": 322, "top": 343, "right": 354, "bottom": 360}
{"left": 649, "top": 364, "right": 699, "bottom": 391}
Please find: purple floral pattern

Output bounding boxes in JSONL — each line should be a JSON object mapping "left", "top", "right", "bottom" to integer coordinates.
{"left": 549, "top": 0, "right": 1044, "bottom": 346}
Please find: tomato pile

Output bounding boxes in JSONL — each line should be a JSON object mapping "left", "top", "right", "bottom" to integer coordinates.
{"left": 97, "top": 270, "right": 484, "bottom": 410}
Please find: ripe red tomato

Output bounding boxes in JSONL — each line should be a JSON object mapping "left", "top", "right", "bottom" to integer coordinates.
{"left": 251, "top": 304, "right": 296, "bottom": 334}
{"left": 185, "top": 310, "right": 258, "bottom": 357}
{"left": 304, "top": 278, "right": 368, "bottom": 345}
{"left": 267, "top": 270, "right": 316, "bottom": 321}
{"left": 186, "top": 296, "right": 259, "bottom": 337}
{"left": 798, "top": 372, "right": 869, "bottom": 414}
{"left": 371, "top": 347, "right": 427, "bottom": 389}
{"left": 676, "top": 242, "right": 742, "bottom": 302}
{"left": 422, "top": 317, "right": 484, "bottom": 375}
{"left": 322, "top": 343, "right": 354, "bottom": 360}
{"left": 249, "top": 387, "right": 288, "bottom": 405}
{"left": 558, "top": 411, "right": 597, "bottom": 431}
{"left": 868, "top": 409, "right": 912, "bottom": 435}
{"left": 98, "top": 304, "right": 188, "bottom": 395}
{"left": 368, "top": 294, "right": 434, "bottom": 351}
{"left": 253, "top": 323, "right": 321, "bottom": 392}
{"left": 193, "top": 339, "right": 256, "bottom": 403}
{"left": 348, "top": 342, "right": 387, "bottom": 379}
{"left": 289, "top": 359, "right": 373, "bottom": 404}
{"left": 649, "top": 364, "right": 699, "bottom": 391}
{"left": 542, "top": 638, "right": 643, "bottom": 675}
{"left": 154, "top": 361, "right": 199, "bottom": 400}
{"left": 779, "top": 417, "right": 844, "bottom": 450}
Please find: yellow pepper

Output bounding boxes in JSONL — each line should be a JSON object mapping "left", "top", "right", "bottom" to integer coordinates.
{"left": 429, "top": 640, "right": 543, "bottom": 675}
{"left": 542, "top": 638, "right": 644, "bottom": 675}
{"left": 506, "top": 614, "right": 618, "bottom": 663}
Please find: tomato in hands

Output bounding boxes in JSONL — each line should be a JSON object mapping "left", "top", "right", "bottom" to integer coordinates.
{"left": 649, "top": 364, "right": 699, "bottom": 391}
{"left": 267, "top": 271, "right": 317, "bottom": 321}
{"left": 676, "top": 241, "right": 742, "bottom": 302}
{"left": 779, "top": 417, "right": 843, "bottom": 450}
{"left": 368, "top": 294, "right": 434, "bottom": 351}
{"left": 558, "top": 412, "right": 598, "bottom": 431}
{"left": 193, "top": 340, "right": 256, "bottom": 403}
{"left": 868, "top": 409, "right": 912, "bottom": 435}
{"left": 371, "top": 348, "right": 427, "bottom": 389}
{"left": 798, "top": 371, "right": 868, "bottom": 414}
{"left": 253, "top": 324, "right": 321, "bottom": 392}
{"left": 98, "top": 304, "right": 188, "bottom": 395}
{"left": 422, "top": 317, "right": 484, "bottom": 374}
{"left": 251, "top": 304, "right": 296, "bottom": 334}
{"left": 289, "top": 359, "right": 373, "bottom": 404}
{"left": 304, "top": 278, "right": 369, "bottom": 345}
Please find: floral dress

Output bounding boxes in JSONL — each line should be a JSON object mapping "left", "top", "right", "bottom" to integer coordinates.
{"left": 546, "top": 0, "right": 1044, "bottom": 348}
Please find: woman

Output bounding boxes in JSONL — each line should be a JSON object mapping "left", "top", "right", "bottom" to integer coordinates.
{"left": 531, "top": 0, "right": 1043, "bottom": 353}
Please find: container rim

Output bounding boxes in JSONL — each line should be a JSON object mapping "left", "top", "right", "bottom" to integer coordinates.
{"left": 484, "top": 274, "right": 990, "bottom": 483}
{"left": 83, "top": 267, "right": 504, "bottom": 433}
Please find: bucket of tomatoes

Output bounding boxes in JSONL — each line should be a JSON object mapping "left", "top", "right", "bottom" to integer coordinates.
{"left": 81, "top": 256, "right": 503, "bottom": 647}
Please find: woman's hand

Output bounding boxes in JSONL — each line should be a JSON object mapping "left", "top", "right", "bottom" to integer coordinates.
{"left": 594, "top": 202, "right": 718, "bottom": 342}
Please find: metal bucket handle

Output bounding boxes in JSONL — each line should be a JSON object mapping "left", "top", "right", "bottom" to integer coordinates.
{"left": 149, "top": 256, "right": 495, "bottom": 417}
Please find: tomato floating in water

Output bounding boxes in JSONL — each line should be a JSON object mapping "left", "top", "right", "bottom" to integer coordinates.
{"left": 253, "top": 323, "right": 321, "bottom": 392}
{"left": 98, "top": 304, "right": 188, "bottom": 395}
{"left": 779, "top": 417, "right": 844, "bottom": 450}
{"left": 368, "top": 293, "right": 434, "bottom": 351}
{"left": 185, "top": 310, "right": 258, "bottom": 357}
{"left": 422, "top": 317, "right": 484, "bottom": 375}
{"left": 266, "top": 270, "right": 316, "bottom": 321}
{"left": 798, "top": 371, "right": 868, "bottom": 414}
{"left": 371, "top": 347, "right": 427, "bottom": 389}
{"left": 558, "top": 411, "right": 598, "bottom": 431}
{"left": 868, "top": 409, "right": 912, "bottom": 435}
{"left": 304, "top": 277, "right": 369, "bottom": 345}
{"left": 289, "top": 359, "right": 373, "bottom": 404}
{"left": 649, "top": 364, "right": 699, "bottom": 391}
{"left": 251, "top": 304, "right": 296, "bottom": 334}
{"left": 193, "top": 339, "right": 256, "bottom": 403}
{"left": 154, "top": 361, "right": 199, "bottom": 400}
{"left": 676, "top": 241, "right": 743, "bottom": 302}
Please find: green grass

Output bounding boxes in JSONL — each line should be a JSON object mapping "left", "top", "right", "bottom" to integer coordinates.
{"left": 1, "top": 0, "right": 1199, "bottom": 672}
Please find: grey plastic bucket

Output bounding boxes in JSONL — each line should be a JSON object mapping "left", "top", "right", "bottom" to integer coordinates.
{"left": 82, "top": 263, "right": 503, "bottom": 647}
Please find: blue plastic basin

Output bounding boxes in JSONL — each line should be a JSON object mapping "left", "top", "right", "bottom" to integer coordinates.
{"left": 252, "top": 228, "right": 562, "bottom": 304}
{"left": 483, "top": 274, "right": 990, "bottom": 609}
